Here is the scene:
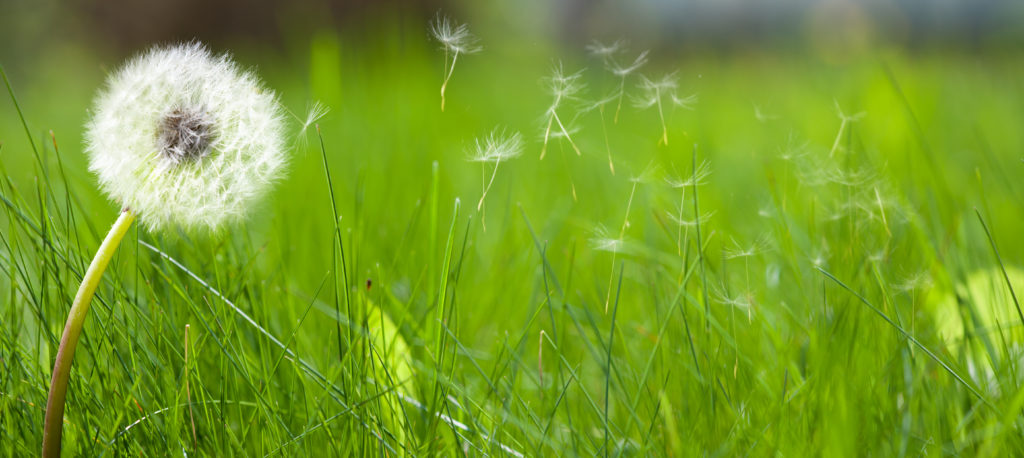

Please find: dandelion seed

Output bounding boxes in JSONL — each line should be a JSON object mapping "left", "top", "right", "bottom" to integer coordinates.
{"left": 45, "top": 42, "right": 287, "bottom": 457}
{"left": 777, "top": 134, "right": 810, "bottom": 162}
{"left": 586, "top": 39, "right": 626, "bottom": 61}
{"left": 431, "top": 14, "right": 481, "bottom": 112}
{"left": 601, "top": 164, "right": 658, "bottom": 312}
{"left": 469, "top": 128, "right": 523, "bottom": 230}
{"left": 609, "top": 50, "right": 648, "bottom": 123}
{"left": 301, "top": 101, "right": 330, "bottom": 132}
{"left": 591, "top": 235, "right": 625, "bottom": 253}
{"left": 724, "top": 235, "right": 772, "bottom": 260}
{"left": 288, "top": 101, "right": 329, "bottom": 150}
{"left": 665, "top": 209, "right": 717, "bottom": 228}
{"left": 713, "top": 288, "right": 754, "bottom": 309}
{"left": 665, "top": 160, "right": 712, "bottom": 188}
{"left": 540, "top": 63, "right": 584, "bottom": 159}
{"left": 753, "top": 103, "right": 778, "bottom": 122}
{"left": 666, "top": 159, "right": 713, "bottom": 261}
{"left": 671, "top": 93, "right": 699, "bottom": 110}
{"left": 829, "top": 100, "right": 865, "bottom": 157}
{"left": 895, "top": 271, "right": 933, "bottom": 293}
{"left": 635, "top": 73, "right": 695, "bottom": 145}
{"left": 610, "top": 51, "right": 649, "bottom": 78}
{"left": 586, "top": 40, "right": 648, "bottom": 124}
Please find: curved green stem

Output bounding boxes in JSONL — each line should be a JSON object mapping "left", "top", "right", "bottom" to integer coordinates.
{"left": 43, "top": 209, "right": 135, "bottom": 458}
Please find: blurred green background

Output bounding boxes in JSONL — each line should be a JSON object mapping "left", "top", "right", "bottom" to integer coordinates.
{"left": 2, "top": 0, "right": 1024, "bottom": 455}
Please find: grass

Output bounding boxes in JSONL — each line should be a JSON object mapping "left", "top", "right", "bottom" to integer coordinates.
{"left": 2, "top": 17, "right": 1024, "bottom": 456}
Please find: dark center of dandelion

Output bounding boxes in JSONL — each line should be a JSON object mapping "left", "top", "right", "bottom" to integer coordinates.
{"left": 157, "top": 107, "right": 215, "bottom": 164}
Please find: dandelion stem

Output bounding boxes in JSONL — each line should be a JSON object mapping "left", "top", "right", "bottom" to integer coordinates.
{"left": 605, "top": 181, "right": 637, "bottom": 313}
{"left": 599, "top": 105, "right": 615, "bottom": 174}
{"left": 440, "top": 51, "right": 460, "bottom": 112}
{"left": 43, "top": 209, "right": 136, "bottom": 458}
{"left": 540, "top": 114, "right": 554, "bottom": 160}
{"left": 477, "top": 159, "right": 501, "bottom": 211}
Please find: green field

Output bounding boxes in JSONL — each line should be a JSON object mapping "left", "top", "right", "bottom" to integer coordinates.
{"left": 2, "top": 17, "right": 1024, "bottom": 456}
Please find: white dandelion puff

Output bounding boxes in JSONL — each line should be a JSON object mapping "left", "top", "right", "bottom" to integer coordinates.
{"left": 45, "top": 41, "right": 287, "bottom": 457}
{"left": 86, "top": 42, "right": 286, "bottom": 232}
{"left": 431, "top": 13, "right": 481, "bottom": 111}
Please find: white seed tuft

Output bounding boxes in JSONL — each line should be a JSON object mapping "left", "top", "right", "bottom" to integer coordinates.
{"left": 430, "top": 14, "right": 481, "bottom": 55}
{"left": 85, "top": 42, "right": 286, "bottom": 231}
{"left": 468, "top": 129, "right": 524, "bottom": 163}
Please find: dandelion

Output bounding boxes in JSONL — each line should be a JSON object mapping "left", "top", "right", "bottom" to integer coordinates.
{"left": 635, "top": 73, "right": 696, "bottom": 146}
{"left": 540, "top": 62, "right": 584, "bottom": 159}
{"left": 43, "top": 42, "right": 286, "bottom": 457}
{"left": 431, "top": 14, "right": 481, "bottom": 112}
{"left": 469, "top": 128, "right": 523, "bottom": 230}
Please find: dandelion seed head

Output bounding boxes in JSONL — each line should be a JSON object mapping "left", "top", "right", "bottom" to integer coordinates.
{"left": 431, "top": 14, "right": 481, "bottom": 55}
{"left": 157, "top": 106, "right": 216, "bottom": 164}
{"left": 85, "top": 42, "right": 286, "bottom": 231}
